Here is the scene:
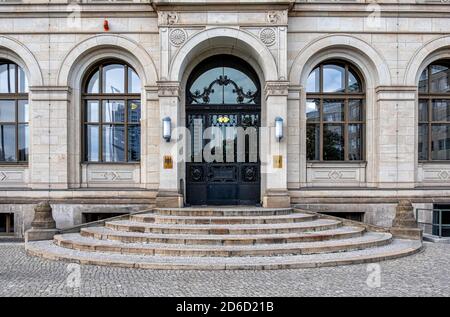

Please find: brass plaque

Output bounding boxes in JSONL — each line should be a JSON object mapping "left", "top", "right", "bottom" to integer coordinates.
{"left": 273, "top": 155, "right": 283, "bottom": 169}
{"left": 163, "top": 155, "right": 173, "bottom": 169}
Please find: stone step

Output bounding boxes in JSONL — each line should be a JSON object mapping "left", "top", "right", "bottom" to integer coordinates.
{"left": 131, "top": 212, "right": 317, "bottom": 225}
{"left": 154, "top": 207, "right": 296, "bottom": 217}
{"left": 80, "top": 226, "right": 365, "bottom": 245}
{"left": 53, "top": 232, "right": 393, "bottom": 257}
{"left": 26, "top": 239, "right": 423, "bottom": 270}
{"left": 104, "top": 219, "right": 342, "bottom": 235}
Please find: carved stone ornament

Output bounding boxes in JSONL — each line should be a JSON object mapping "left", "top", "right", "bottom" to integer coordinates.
{"left": 167, "top": 12, "right": 179, "bottom": 25}
{"left": 260, "top": 28, "right": 276, "bottom": 46}
{"left": 169, "top": 29, "right": 187, "bottom": 46}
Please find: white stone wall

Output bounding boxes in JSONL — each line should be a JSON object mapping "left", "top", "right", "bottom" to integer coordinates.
{"left": 0, "top": 0, "right": 449, "bottom": 231}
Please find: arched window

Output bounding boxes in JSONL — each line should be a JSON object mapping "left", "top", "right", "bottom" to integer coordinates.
{"left": 187, "top": 55, "right": 260, "bottom": 106}
{"left": 418, "top": 60, "right": 450, "bottom": 161}
{"left": 82, "top": 61, "right": 141, "bottom": 163}
{"left": 0, "top": 60, "right": 29, "bottom": 163}
{"left": 306, "top": 61, "right": 365, "bottom": 161}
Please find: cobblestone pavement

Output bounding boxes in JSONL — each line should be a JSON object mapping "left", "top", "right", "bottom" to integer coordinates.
{"left": 0, "top": 242, "right": 448, "bottom": 297}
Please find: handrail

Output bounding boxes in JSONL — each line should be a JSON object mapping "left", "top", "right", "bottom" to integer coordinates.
{"left": 416, "top": 208, "right": 450, "bottom": 238}
{"left": 59, "top": 208, "right": 155, "bottom": 234}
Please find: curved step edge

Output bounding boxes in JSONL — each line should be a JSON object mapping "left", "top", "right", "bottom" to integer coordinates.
{"left": 80, "top": 226, "right": 366, "bottom": 245}
{"left": 104, "top": 219, "right": 342, "bottom": 235}
{"left": 53, "top": 233, "right": 393, "bottom": 257}
{"left": 25, "top": 240, "right": 423, "bottom": 270}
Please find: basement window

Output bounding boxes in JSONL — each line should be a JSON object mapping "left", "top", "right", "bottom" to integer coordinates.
{"left": 320, "top": 212, "right": 364, "bottom": 222}
{"left": 82, "top": 212, "right": 127, "bottom": 224}
{"left": 0, "top": 213, "right": 14, "bottom": 234}
{"left": 432, "top": 204, "right": 450, "bottom": 237}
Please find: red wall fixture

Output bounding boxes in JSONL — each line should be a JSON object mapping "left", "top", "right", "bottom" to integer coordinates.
{"left": 103, "top": 19, "right": 110, "bottom": 31}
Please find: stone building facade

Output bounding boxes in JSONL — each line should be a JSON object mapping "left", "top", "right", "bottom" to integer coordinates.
{"left": 0, "top": 0, "right": 449, "bottom": 237}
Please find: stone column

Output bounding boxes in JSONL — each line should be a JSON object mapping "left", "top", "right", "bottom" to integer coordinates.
{"left": 375, "top": 86, "right": 417, "bottom": 189}
{"left": 262, "top": 81, "right": 291, "bottom": 208}
{"left": 155, "top": 81, "right": 184, "bottom": 208}
{"left": 29, "top": 86, "right": 71, "bottom": 190}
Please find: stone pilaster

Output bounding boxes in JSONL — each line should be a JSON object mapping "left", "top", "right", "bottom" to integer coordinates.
{"left": 262, "top": 81, "right": 291, "bottom": 208}
{"left": 29, "top": 86, "right": 71, "bottom": 190}
{"left": 156, "top": 81, "right": 184, "bottom": 208}
{"left": 375, "top": 86, "right": 417, "bottom": 189}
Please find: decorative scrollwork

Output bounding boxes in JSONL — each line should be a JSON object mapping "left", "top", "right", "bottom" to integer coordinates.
{"left": 190, "top": 166, "right": 204, "bottom": 182}
{"left": 242, "top": 166, "right": 258, "bottom": 182}
{"left": 188, "top": 75, "right": 259, "bottom": 105}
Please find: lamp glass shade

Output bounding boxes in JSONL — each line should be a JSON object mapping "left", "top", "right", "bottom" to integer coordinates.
{"left": 163, "top": 117, "right": 171, "bottom": 142}
{"left": 275, "top": 117, "right": 283, "bottom": 141}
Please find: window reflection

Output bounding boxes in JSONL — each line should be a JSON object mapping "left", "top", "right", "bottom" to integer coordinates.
{"left": 306, "top": 61, "right": 364, "bottom": 161}
{"left": 419, "top": 60, "right": 450, "bottom": 161}
{"left": 0, "top": 61, "right": 29, "bottom": 163}
{"left": 103, "top": 64, "right": 125, "bottom": 94}
{"left": 0, "top": 63, "right": 16, "bottom": 93}
{"left": 323, "top": 64, "right": 345, "bottom": 93}
{"left": 431, "top": 125, "right": 450, "bottom": 160}
{"left": 83, "top": 61, "right": 141, "bottom": 162}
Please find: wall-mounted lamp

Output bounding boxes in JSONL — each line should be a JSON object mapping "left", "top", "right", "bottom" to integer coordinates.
{"left": 275, "top": 117, "right": 284, "bottom": 142}
{"left": 163, "top": 117, "right": 172, "bottom": 142}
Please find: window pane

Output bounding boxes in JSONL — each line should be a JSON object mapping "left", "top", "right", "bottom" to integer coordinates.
{"left": 323, "top": 64, "right": 345, "bottom": 93}
{"left": 418, "top": 124, "right": 428, "bottom": 161}
{"left": 348, "top": 68, "right": 362, "bottom": 92}
{"left": 0, "top": 100, "right": 15, "bottom": 122}
{"left": 18, "top": 100, "right": 29, "bottom": 123}
{"left": 431, "top": 125, "right": 450, "bottom": 160}
{"left": 306, "top": 67, "right": 320, "bottom": 93}
{"left": 349, "top": 100, "right": 363, "bottom": 121}
{"left": 86, "top": 100, "right": 100, "bottom": 122}
{"left": 189, "top": 67, "right": 223, "bottom": 104}
{"left": 18, "top": 66, "right": 28, "bottom": 93}
{"left": 419, "top": 100, "right": 428, "bottom": 122}
{"left": 128, "top": 68, "right": 141, "bottom": 94}
{"left": 306, "top": 124, "right": 320, "bottom": 161}
{"left": 103, "top": 64, "right": 125, "bottom": 94}
{"left": 0, "top": 63, "right": 16, "bottom": 93}
{"left": 128, "top": 100, "right": 141, "bottom": 123}
{"left": 418, "top": 68, "right": 429, "bottom": 93}
{"left": 87, "top": 70, "right": 99, "bottom": 94}
{"left": 86, "top": 125, "right": 99, "bottom": 162}
{"left": 306, "top": 99, "right": 320, "bottom": 122}
{"left": 18, "top": 124, "right": 28, "bottom": 161}
{"left": 432, "top": 100, "right": 450, "bottom": 122}
{"left": 323, "top": 124, "right": 344, "bottom": 161}
{"left": 348, "top": 124, "right": 362, "bottom": 161}
{"left": 223, "top": 67, "right": 258, "bottom": 104}
{"left": 430, "top": 64, "right": 450, "bottom": 93}
{"left": 128, "top": 126, "right": 141, "bottom": 162}
{"left": 103, "top": 100, "right": 125, "bottom": 123}
{"left": 0, "top": 125, "right": 16, "bottom": 161}
{"left": 102, "top": 125, "right": 125, "bottom": 162}
{"left": 323, "top": 100, "right": 344, "bottom": 122}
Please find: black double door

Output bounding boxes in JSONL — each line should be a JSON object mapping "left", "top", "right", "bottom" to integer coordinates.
{"left": 186, "top": 109, "right": 261, "bottom": 206}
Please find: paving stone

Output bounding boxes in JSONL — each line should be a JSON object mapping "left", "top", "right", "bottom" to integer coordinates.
{"left": 0, "top": 242, "right": 449, "bottom": 297}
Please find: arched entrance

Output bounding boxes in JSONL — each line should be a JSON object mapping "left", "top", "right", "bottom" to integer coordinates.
{"left": 185, "top": 55, "right": 261, "bottom": 205}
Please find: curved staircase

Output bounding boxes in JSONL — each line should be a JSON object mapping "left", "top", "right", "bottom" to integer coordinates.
{"left": 25, "top": 207, "right": 422, "bottom": 270}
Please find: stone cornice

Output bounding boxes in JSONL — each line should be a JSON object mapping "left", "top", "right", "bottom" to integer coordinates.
{"left": 157, "top": 81, "right": 181, "bottom": 98}
{"left": 153, "top": 0, "right": 294, "bottom": 11}
{"left": 265, "top": 81, "right": 289, "bottom": 98}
